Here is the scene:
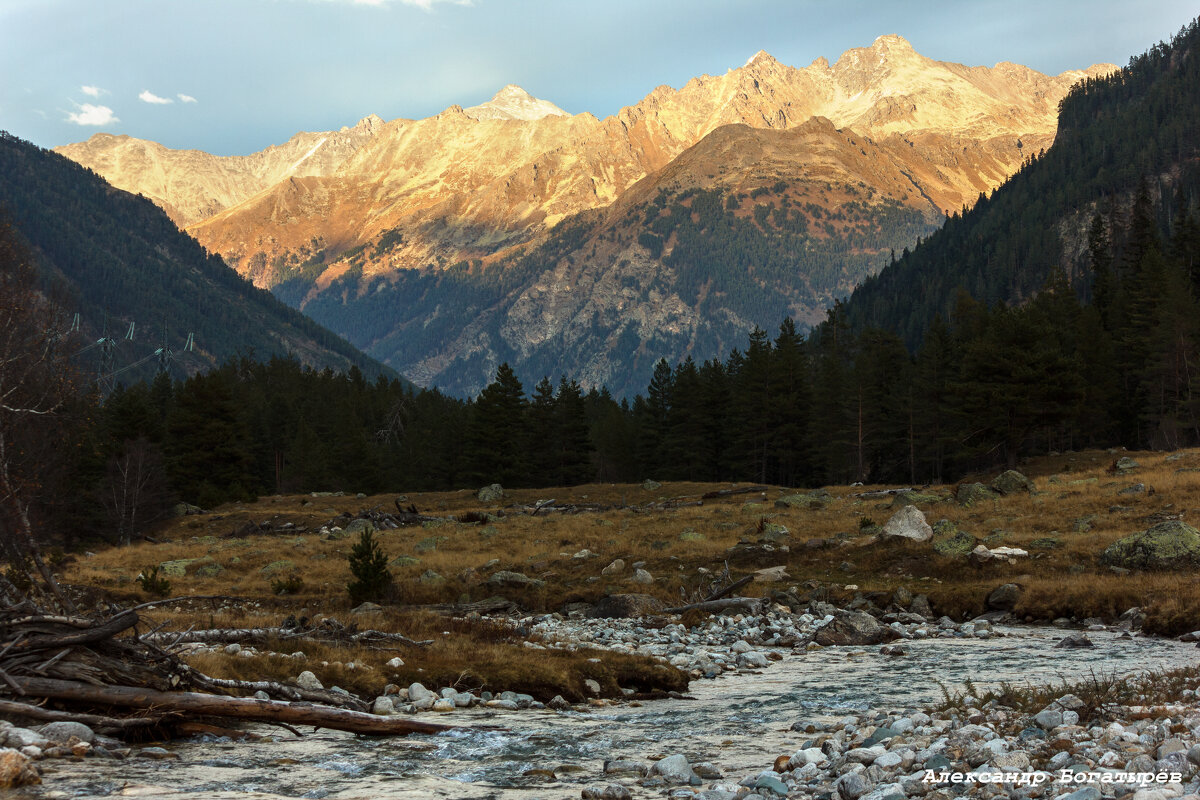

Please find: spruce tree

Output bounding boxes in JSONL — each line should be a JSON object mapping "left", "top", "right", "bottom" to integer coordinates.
{"left": 347, "top": 528, "right": 392, "bottom": 605}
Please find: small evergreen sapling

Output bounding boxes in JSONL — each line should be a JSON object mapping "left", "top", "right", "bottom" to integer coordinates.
{"left": 347, "top": 529, "right": 391, "bottom": 605}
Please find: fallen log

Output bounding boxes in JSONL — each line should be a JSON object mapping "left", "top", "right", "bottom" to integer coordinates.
{"left": 415, "top": 596, "right": 518, "bottom": 616}
{"left": 700, "top": 485, "right": 768, "bottom": 500}
{"left": 142, "top": 626, "right": 432, "bottom": 650}
{"left": 0, "top": 698, "right": 167, "bottom": 732}
{"left": 663, "top": 596, "right": 765, "bottom": 615}
{"left": 702, "top": 574, "right": 753, "bottom": 603}
{"left": 9, "top": 676, "right": 461, "bottom": 736}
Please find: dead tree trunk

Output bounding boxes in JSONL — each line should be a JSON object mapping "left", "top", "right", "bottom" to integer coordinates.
{"left": 9, "top": 676, "right": 463, "bottom": 736}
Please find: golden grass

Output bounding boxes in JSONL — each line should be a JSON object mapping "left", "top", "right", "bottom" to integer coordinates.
{"left": 63, "top": 447, "right": 1200, "bottom": 657}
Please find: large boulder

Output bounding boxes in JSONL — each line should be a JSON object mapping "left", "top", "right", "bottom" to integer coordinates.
{"left": 1100, "top": 521, "right": 1200, "bottom": 570}
{"left": 477, "top": 484, "right": 505, "bottom": 503}
{"left": 813, "top": 610, "right": 901, "bottom": 646}
{"left": 587, "top": 593, "right": 666, "bottom": 619}
{"left": 880, "top": 505, "right": 933, "bottom": 542}
{"left": 990, "top": 469, "right": 1034, "bottom": 495}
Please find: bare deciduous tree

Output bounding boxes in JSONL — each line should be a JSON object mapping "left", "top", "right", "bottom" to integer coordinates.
{"left": 0, "top": 215, "right": 78, "bottom": 609}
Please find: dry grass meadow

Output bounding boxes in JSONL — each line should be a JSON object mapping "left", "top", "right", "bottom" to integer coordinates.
{"left": 60, "top": 447, "right": 1200, "bottom": 700}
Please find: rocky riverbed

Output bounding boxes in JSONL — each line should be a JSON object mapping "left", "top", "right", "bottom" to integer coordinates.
{"left": 9, "top": 618, "right": 1200, "bottom": 800}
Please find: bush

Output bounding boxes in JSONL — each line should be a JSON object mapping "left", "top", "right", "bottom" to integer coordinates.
{"left": 137, "top": 566, "right": 171, "bottom": 596}
{"left": 271, "top": 574, "right": 304, "bottom": 595}
{"left": 347, "top": 529, "right": 392, "bottom": 605}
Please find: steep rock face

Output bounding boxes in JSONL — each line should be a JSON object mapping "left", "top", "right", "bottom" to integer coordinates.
{"left": 58, "top": 37, "right": 1114, "bottom": 285}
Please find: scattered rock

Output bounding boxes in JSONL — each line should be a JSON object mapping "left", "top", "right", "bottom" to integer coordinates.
{"left": 477, "top": 483, "right": 505, "bottom": 503}
{"left": 1056, "top": 633, "right": 1094, "bottom": 648}
{"left": 351, "top": 602, "right": 383, "bottom": 614}
{"left": 814, "top": 610, "right": 901, "bottom": 646}
{"left": 880, "top": 505, "right": 933, "bottom": 542}
{"left": 956, "top": 483, "right": 999, "bottom": 507}
{"left": 37, "top": 721, "right": 94, "bottom": 745}
{"left": 295, "top": 671, "right": 323, "bottom": 691}
{"left": 629, "top": 568, "right": 654, "bottom": 585}
{"left": 985, "top": 583, "right": 1022, "bottom": 611}
{"left": 648, "top": 753, "right": 697, "bottom": 785}
{"left": 601, "top": 559, "right": 625, "bottom": 576}
{"left": 990, "top": 469, "right": 1034, "bottom": 495}
{"left": 642, "top": 479, "right": 662, "bottom": 491}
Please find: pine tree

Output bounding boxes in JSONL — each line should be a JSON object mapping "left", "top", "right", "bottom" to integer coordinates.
{"left": 347, "top": 528, "right": 391, "bottom": 605}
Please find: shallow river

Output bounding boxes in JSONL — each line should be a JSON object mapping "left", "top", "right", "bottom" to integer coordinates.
{"left": 35, "top": 628, "right": 1200, "bottom": 800}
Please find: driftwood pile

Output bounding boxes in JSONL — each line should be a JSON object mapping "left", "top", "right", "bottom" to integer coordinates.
{"left": 0, "top": 599, "right": 458, "bottom": 739}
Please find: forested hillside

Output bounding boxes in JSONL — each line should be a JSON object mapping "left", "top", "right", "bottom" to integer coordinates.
{"left": 843, "top": 19, "right": 1200, "bottom": 346}
{"left": 0, "top": 133, "right": 389, "bottom": 381}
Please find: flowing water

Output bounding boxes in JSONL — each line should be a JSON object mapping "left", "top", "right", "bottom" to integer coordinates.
{"left": 35, "top": 628, "right": 1200, "bottom": 800}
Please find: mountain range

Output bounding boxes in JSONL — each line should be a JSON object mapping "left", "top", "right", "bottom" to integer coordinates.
{"left": 56, "top": 36, "right": 1115, "bottom": 395}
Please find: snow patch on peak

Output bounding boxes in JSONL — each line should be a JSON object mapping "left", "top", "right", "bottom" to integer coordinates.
{"left": 743, "top": 49, "right": 777, "bottom": 68}
{"left": 465, "top": 85, "right": 568, "bottom": 121}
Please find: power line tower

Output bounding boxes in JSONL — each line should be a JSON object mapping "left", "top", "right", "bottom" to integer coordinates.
{"left": 95, "top": 315, "right": 118, "bottom": 397}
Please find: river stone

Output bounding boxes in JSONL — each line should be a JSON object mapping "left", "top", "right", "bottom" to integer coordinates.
{"left": 372, "top": 696, "right": 394, "bottom": 715}
{"left": 0, "top": 749, "right": 39, "bottom": 789}
{"left": 37, "top": 721, "right": 94, "bottom": 744}
{"left": 957, "top": 483, "right": 999, "bottom": 507}
{"left": 1056, "top": 633, "right": 1094, "bottom": 648}
{"left": 986, "top": 583, "right": 1022, "bottom": 611}
{"left": 408, "top": 683, "right": 435, "bottom": 704}
{"left": 1034, "top": 709, "right": 1063, "bottom": 729}
{"left": 587, "top": 593, "right": 665, "bottom": 619}
{"left": 837, "top": 771, "right": 870, "bottom": 800}
{"left": 2, "top": 728, "right": 47, "bottom": 750}
{"left": 881, "top": 505, "right": 933, "bottom": 542}
{"left": 431, "top": 698, "right": 455, "bottom": 712}
{"left": 603, "top": 759, "right": 646, "bottom": 777}
{"left": 754, "top": 774, "right": 790, "bottom": 796}
{"left": 487, "top": 570, "right": 544, "bottom": 588}
{"left": 1062, "top": 788, "right": 1101, "bottom": 800}
{"left": 650, "top": 754, "right": 698, "bottom": 785}
{"left": 814, "top": 610, "right": 901, "bottom": 646}
{"left": 582, "top": 785, "right": 633, "bottom": 800}
{"left": 1100, "top": 521, "right": 1200, "bottom": 569}
{"left": 990, "top": 469, "right": 1034, "bottom": 495}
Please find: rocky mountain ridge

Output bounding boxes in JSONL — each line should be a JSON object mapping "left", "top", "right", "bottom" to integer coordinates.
{"left": 54, "top": 36, "right": 1116, "bottom": 394}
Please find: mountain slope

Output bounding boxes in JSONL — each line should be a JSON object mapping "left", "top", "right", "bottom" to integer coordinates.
{"left": 54, "top": 36, "right": 1114, "bottom": 395}
{"left": 59, "top": 37, "right": 1113, "bottom": 285}
{"left": 841, "top": 20, "right": 1200, "bottom": 346}
{"left": 0, "top": 132, "right": 389, "bottom": 380}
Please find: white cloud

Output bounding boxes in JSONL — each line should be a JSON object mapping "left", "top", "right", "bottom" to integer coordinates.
{"left": 139, "top": 90, "right": 173, "bottom": 104}
{"left": 66, "top": 104, "right": 118, "bottom": 126}
{"left": 81, "top": 85, "right": 103, "bottom": 97}
{"left": 177, "top": 93, "right": 197, "bottom": 103}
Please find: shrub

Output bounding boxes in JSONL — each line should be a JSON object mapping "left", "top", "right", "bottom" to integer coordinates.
{"left": 347, "top": 529, "right": 392, "bottom": 605}
{"left": 271, "top": 574, "right": 304, "bottom": 595}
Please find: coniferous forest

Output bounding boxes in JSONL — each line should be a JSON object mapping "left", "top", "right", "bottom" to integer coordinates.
{"left": 7, "top": 18, "right": 1200, "bottom": 552}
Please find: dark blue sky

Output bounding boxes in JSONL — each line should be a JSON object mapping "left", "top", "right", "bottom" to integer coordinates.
{"left": 2, "top": 0, "right": 1196, "bottom": 155}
